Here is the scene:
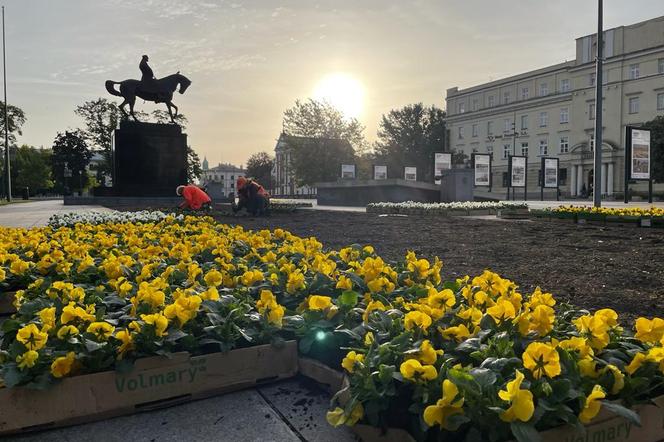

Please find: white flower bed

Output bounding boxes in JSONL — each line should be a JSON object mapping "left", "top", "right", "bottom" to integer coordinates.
{"left": 48, "top": 211, "right": 181, "bottom": 228}
{"left": 366, "top": 201, "right": 528, "bottom": 215}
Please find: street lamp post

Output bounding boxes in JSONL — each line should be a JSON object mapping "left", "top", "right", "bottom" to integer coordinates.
{"left": 2, "top": 6, "right": 10, "bottom": 202}
{"left": 593, "top": 0, "right": 604, "bottom": 207}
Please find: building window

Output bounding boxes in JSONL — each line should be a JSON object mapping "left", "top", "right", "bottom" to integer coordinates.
{"left": 471, "top": 147, "right": 479, "bottom": 153}
{"left": 539, "top": 83, "right": 548, "bottom": 96}
{"left": 560, "top": 79, "right": 570, "bottom": 92}
{"left": 520, "top": 115, "right": 528, "bottom": 130}
{"left": 560, "top": 136, "right": 569, "bottom": 153}
{"left": 487, "top": 145, "right": 493, "bottom": 155}
{"left": 589, "top": 73, "right": 596, "bottom": 86}
{"left": 502, "top": 172, "right": 509, "bottom": 187}
{"left": 488, "top": 95, "right": 495, "bottom": 107}
{"left": 539, "top": 112, "right": 548, "bottom": 127}
{"left": 504, "top": 119, "right": 512, "bottom": 132}
{"left": 458, "top": 126, "right": 464, "bottom": 139}
{"left": 472, "top": 124, "right": 478, "bottom": 137}
{"left": 629, "top": 63, "right": 640, "bottom": 80}
{"left": 629, "top": 96, "right": 639, "bottom": 114}
{"left": 458, "top": 102, "right": 465, "bottom": 114}
{"left": 487, "top": 121, "right": 494, "bottom": 135}
{"left": 230, "top": 183, "right": 235, "bottom": 189}
{"left": 560, "top": 107, "right": 569, "bottom": 124}
{"left": 590, "top": 135, "right": 595, "bottom": 151}
{"left": 503, "top": 145, "right": 510, "bottom": 159}
{"left": 521, "top": 87, "right": 529, "bottom": 100}
{"left": 503, "top": 91, "right": 511, "bottom": 104}
{"left": 589, "top": 103, "right": 595, "bottom": 120}
{"left": 472, "top": 99, "right": 479, "bottom": 111}
{"left": 659, "top": 58, "right": 664, "bottom": 74}
{"left": 658, "top": 93, "right": 664, "bottom": 111}
{"left": 539, "top": 139, "right": 548, "bottom": 156}
{"left": 231, "top": 175, "right": 235, "bottom": 180}
{"left": 520, "top": 142, "right": 529, "bottom": 157}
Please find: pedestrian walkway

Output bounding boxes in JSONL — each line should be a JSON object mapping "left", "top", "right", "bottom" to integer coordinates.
{"left": 0, "top": 199, "right": 114, "bottom": 228}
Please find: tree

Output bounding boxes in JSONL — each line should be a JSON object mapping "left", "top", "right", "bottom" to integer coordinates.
{"left": 289, "top": 136, "right": 355, "bottom": 185}
{"left": 10, "top": 145, "right": 53, "bottom": 195}
{"left": 0, "top": 101, "right": 27, "bottom": 197}
{"left": 246, "top": 152, "right": 274, "bottom": 189}
{"left": 283, "top": 99, "right": 365, "bottom": 150}
{"left": 374, "top": 103, "right": 446, "bottom": 182}
{"left": 74, "top": 98, "right": 122, "bottom": 179}
{"left": 644, "top": 116, "right": 664, "bottom": 183}
{"left": 51, "top": 130, "right": 93, "bottom": 194}
{"left": 282, "top": 99, "right": 365, "bottom": 185}
{"left": 151, "top": 110, "right": 187, "bottom": 127}
{"left": 187, "top": 146, "right": 202, "bottom": 182}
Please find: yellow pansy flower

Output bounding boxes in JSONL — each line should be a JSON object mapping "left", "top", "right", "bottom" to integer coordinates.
{"left": 400, "top": 359, "right": 437, "bottom": 382}
{"left": 16, "top": 323, "right": 48, "bottom": 351}
{"left": 341, "top": 351, "right": 364, "bottom": 373}
{"left": 87, "top": 322, "right": 116, "bottom": 341}
{"left": 203, "top": 269, "right": 223, "bottom": 287}
{"left": 404, "top": 311, "right": 432, "bottom": 332}
{"left": 423, "top": 380, "right": 464, "bottom": 429}
{"left": 487, "top": 299, "right": 516, "bottom": 324}
{"left": 522, "top": 342, "right": 561, "bottom": 379}
{"left": 16, "top": 350, "right": 39, "bottom": 370}
{"left": 51, "top": 352, "right": 76, "bottom": 378}
{"left": 579, "top": 385, "right": 605, "bottom": 424}
{"left": 498, "top": 370, "right": 534, "bottom": 422}
{"left": 634, "top": 317, "right": 664, "bottom": 344}
{"left": 57, "top": 325, "right": 80, "bottom": 339}
{"left": 308, "top": 295, "right": 333, "bottom": 311}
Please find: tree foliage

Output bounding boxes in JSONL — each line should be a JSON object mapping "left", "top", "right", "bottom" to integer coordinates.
{"left": 282, "top": 99, "right": 365, "bottom": 185}
{"left": 187, "top": 146, "right": 202, "bottom": 182}
{"left": 283, "top": 99, "right": 365, "bottom": 150}
{"left": 74, "top": 98, "right": 122, "bottom": 178}
{"left": 51, "top": 130, "right": 93, "bottom": 193}
{"left": 374, "top": 103, "right": 446, "bottom": 181}
{"left": 10, "top": 145, "right": 53, "bottom": 195}
{"left": 246, "top": 151, "right": 274, "bottom": 189}
{"left": 0, "top": 101, "right": 27, "bottom": 149}
{"left": 643, "top": 116, "right": 664, "bottom": 183}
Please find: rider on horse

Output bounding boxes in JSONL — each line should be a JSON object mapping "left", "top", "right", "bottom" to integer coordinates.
{"left": 139, "top": 55, "right": 160, "bottom": 99}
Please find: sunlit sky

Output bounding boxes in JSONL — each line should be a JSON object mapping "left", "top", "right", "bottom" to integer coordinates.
{"left": 5, "top": 0, "right": 664, "bottom": 166}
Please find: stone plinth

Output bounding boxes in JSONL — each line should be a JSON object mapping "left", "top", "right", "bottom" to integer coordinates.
{"left": 439, "top": 169, "right": 474, "bottom": 202}
{"left": 316, "top": 179, "right": 440, "bottom": 207}
{"left": 108, "top": 121, "right": 187, "bottom": 197}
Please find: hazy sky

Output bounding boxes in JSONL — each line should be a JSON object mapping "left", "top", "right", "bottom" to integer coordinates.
{"left": 5, "top": 0, "right": 664, "bottom": 166}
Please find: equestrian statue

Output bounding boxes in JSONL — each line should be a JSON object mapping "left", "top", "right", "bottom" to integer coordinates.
{"left": 105, "top": 55, "right": 191, "bottom": 123}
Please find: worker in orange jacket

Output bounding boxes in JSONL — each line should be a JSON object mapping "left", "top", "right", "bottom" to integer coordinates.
{"left": 233, "top": 177, "right": 270, "bottom": 216}
{"left": 176, "top": 184, "right": 212, "bottom": 210}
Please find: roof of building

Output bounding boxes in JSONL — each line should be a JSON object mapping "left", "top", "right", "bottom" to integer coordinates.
{"left": 205, "top": 163, "right": 245, "bottom": 173}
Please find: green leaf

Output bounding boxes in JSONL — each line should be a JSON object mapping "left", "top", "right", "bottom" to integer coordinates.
{"left": 299, "top": 335, "right": 314, "bottom": 354}
{"left": 338, "top": 290, "right": 359, "bottom": 308}
{"left": 165, "top": 329, "right": 188, "bottom": 343}
{"left": 470, "top": 368, "right": 496, "bottom": 389}
{"left": 601, "top": 401, "right": 641, "bottom": 426}
{"left": 510, "top": 422, "right": 541, "bottom": 442}
{"left": 83, "top": 338, "right": 106, "bottom": 352}
{"left": 1, "top": 364, "right": 24, "bottom": 387}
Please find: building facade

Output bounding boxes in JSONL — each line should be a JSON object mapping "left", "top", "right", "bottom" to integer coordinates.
{"left": 445, "top": 15, "right": 664, "bottom": 198}
{"left": 271, "top": 133, "right": 317, "bottom": 198}
{"left": 200, "top": 161, "right": 245, "bottom": 198}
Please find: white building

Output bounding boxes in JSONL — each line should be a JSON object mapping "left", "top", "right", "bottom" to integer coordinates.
{"left": 201, "top": 160, "right": 245, "bottom": 198}
{"left": 445, "top": 15, "right": 664, "bottom": 198}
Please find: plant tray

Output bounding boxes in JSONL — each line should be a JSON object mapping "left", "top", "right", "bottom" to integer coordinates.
{"left": 298, "top": 357, "right": 344, "bottom": 394}
{"left": 351, "top": 396, "right": 664, "bottom": 442}
{"left": 0, "top": 341, "right": 298, "bottom": 435}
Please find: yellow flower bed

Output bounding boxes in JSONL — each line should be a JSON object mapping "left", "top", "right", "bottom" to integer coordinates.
{"left": 0, "top": 215, "right": 663, "bottom": 441}
{"left": 551, "top": 205, "right": 664, "bottom": 217}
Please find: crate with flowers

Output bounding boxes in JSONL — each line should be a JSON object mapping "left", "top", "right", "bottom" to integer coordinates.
{"left": 541, "top": 206, "right": 664, "bottom": 227}
{"left": 1, "top": 212, "right": 663, "bottom": 440}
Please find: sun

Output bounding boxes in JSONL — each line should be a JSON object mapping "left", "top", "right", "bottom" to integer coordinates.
{"left": 313, "top": 73, "right": 364, "bottom": 119}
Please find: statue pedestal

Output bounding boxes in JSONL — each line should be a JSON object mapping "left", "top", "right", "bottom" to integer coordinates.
{"left": 110, "top": 121, "right": 187, "bottom": 197}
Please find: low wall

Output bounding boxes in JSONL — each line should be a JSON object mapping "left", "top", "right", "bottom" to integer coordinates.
{"left": 64, "top": 196, "right": 183, "bottom": 207}
{"left": 316, "top": 179, "right": 440, "bottom": 207}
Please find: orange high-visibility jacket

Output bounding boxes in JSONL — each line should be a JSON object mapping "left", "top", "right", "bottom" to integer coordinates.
{"left": 180, "top": 185, "right": 211, "bottom": 210}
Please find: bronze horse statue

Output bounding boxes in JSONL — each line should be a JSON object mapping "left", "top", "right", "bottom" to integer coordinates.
{"left": 105, "top": 73, "right": 191, "bottom": 123}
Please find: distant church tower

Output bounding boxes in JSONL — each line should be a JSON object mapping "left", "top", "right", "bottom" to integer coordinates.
{"left": 202, "top": 156, "right": 209, "bottom": 170}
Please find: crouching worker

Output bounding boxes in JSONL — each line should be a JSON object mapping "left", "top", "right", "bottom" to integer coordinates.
{"left": 176, "top": 184, "right": 212, "bottom": 211}
{"left": 234, "top": 176, "right": 270, "bottom": 216}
